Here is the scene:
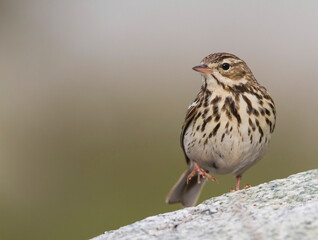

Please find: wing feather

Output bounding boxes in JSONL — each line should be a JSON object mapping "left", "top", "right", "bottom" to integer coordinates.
{"left": 180, "top": 91, "right": 203, "bottom": 164}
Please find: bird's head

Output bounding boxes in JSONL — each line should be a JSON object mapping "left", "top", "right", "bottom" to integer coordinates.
{"left": 193, "top": 53, "right": 256, "bottom": 88}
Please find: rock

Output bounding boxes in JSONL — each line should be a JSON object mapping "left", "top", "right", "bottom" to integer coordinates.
{"left": 92, "top": 169, "right": 318, "bottom": 240}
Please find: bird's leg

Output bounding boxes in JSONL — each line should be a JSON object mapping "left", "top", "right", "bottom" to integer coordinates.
{"left": 231, "top": 175, "right": 251, "bottom": 192}
{"left": 235, "top": 175, "right": 241, "bottom": 191}
{"left": 187, "top": 162, "right": 217, "bottom": 184}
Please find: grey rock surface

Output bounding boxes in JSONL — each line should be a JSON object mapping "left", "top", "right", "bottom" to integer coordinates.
{"left": 92, "top": 169, "right": 318, "bottom": 240}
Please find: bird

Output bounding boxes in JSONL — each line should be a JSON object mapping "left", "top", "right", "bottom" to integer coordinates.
{"left": 166, "top": 52, "right": 276, "bottom": 207}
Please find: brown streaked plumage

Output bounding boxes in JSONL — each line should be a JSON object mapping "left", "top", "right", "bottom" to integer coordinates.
{"left": 166, "top": 52, "right": 276, "bottom": 207}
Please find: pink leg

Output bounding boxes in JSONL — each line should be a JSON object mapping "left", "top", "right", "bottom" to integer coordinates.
{"left": 235, "top": 175, "right": 241, "bottom": 191}
{"left": 231, "top": 175, "right": 251, "bottom": 192}
{"left": 187, "top": 162, "right": 218, "bottom": 184}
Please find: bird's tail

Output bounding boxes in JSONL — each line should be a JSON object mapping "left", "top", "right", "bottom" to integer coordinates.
{"left": 165, "top": 167, "right": 206, "bottom": 207}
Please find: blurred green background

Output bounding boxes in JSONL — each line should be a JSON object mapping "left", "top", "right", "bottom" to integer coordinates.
{"left": 0, "top": 0, "right": 317, "bottom": 239}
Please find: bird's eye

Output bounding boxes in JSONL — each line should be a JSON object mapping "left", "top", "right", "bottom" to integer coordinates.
{"left": 221, "top": 63, "right": 230, "bottom": 70}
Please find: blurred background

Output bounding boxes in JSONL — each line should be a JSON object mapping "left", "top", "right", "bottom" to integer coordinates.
{"left": 0, "top": 0, "right": 317, "bottom": 239}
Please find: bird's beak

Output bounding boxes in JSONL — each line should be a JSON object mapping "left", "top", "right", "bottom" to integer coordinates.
{"left": 192, "top": 64, "right": 213, "bottom": 74}
{"left": 192, "top": 64, "right": 213, "bottom": 73}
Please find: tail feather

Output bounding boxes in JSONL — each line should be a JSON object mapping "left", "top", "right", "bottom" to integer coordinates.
{"left": 166, "top": 167, "right": 205, "bottom": 207}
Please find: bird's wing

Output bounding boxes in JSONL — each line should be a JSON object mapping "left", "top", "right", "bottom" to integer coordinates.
{"left": 180, "top": 91, "right": 202, "bottom": 165}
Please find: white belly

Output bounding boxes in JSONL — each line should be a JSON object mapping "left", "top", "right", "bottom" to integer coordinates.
{"left": 183, "top": 94, "right": 273, "bottom": 176}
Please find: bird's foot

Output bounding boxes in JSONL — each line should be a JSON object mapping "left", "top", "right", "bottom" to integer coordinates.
{"left": 230, "top": 184, "right": 251, "bottom": 192}
{"left": 230, "top": 175, "right": 251, "bottom": 192}
{"left": 187, "top": 162, "right": 217, "bottom": 184}
{"left": 242, "top": 184, "right": 251, "bottom": 189}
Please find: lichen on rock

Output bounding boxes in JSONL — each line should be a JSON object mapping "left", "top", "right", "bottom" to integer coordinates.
{"left": 92, "top": 169, "right": 318, "bottom": 240}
